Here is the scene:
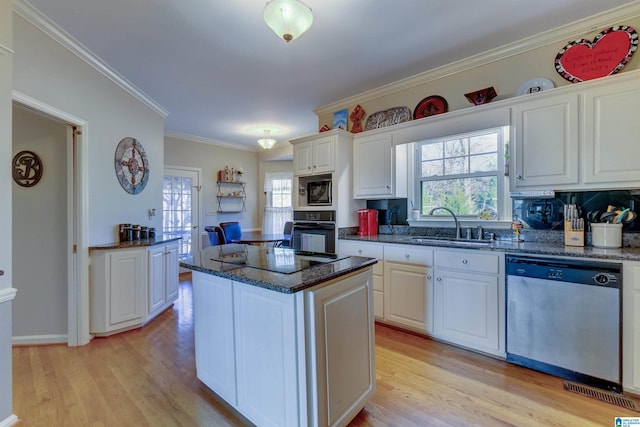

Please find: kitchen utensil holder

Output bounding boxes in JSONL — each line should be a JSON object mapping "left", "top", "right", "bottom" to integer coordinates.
{"left": 591, "top": 223, "right": 622, "bottom": 248}
{"left": 564, "top": 220, "right": 584, "bottom": 247}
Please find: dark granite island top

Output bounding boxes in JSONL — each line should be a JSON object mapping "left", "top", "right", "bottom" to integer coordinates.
{"left": 181, "top": 244, "right": 378, "bottom": 294}
{"left": 89, "top": 235, "right": 181, "bottom": 250}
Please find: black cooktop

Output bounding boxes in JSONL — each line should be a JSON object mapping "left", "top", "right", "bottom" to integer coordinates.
{"left": 209, "top": 244, "right": 347, "bottom": 274}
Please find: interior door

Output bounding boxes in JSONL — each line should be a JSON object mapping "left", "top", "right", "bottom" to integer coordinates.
{"left": 163, "top": 167, "right": 201, "bottom": 270}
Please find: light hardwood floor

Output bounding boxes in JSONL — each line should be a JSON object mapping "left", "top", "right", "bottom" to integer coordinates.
{"left": 13, "top": 275, "right": 639, "bottom": 426}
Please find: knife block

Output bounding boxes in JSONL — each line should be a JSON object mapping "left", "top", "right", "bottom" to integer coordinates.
{"left": 564, "top": 220, "right": 584, "bottom": 247}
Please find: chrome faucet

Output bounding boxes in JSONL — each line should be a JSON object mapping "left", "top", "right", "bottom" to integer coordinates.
{"left": 428, "top": 207, "right": 461, "bottom": 239}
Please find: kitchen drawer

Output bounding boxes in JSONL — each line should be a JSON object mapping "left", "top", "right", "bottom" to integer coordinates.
{"left": 384, "top": 244, "right": 433, "bottom": 266}
{"left": 340, "top": 240, "right": 383, "bottom": 275}
{"left": 434, "top": 249, "right": 499, "bottom": 274}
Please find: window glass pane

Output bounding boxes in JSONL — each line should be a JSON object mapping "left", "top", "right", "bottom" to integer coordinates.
{"left": 470, "top": 153, "right": 497, "bottom": 172}
{"left": 444, "top": 139, "right": 467, "bottom": 158}
{"left": 421, "top": 176, "right": 497, "bottom": 216}
{"left": 444, "top": 157, "right": 467, "bottom": 175}
{"left": 421, "top": 142, "right": 443, "bottom": 160}
{"left": 421, "top": 159, "right": 443, "bottom": 177}
{"left": 470, "top": 135, "right": 497, "bottom": 154}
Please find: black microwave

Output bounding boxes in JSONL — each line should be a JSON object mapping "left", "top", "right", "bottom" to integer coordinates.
{"left": 307, "top": 180, "right": 332, "bottom": 206}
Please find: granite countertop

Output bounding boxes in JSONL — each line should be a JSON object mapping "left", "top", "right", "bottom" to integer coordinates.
{"left": 89, "top": 235, "right": 181, "bottom": 251}
{"left": 182, "top": 244, "right": 377, "bottom": 294}
{"left": 340, "top": 234, "right": 640, "bottom": 262}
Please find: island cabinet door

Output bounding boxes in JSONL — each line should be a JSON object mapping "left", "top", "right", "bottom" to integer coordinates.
{"left": 306, "top": 269, "right": 376, "bottom": 427}
{"left": 233, "top": 282, "right": 301, "bottom": 427}
{"left": 192, "top": 273, "right": 237, "bottom": 405}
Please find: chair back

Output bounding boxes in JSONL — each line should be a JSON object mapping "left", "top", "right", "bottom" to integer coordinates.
{"left": 204, "top": 226, "right": 225, "bottom": 246}
{"left": 219, "top": 222, "right": 242, "bottom": 243}
{"left": 280, "top": 221, "right": 294, "bottom": 247}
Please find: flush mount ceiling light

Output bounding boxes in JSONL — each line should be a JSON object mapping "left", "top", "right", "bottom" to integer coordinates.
{"left": 263, "top": 0, "right": 313, "bottom": 43}
{"left": 257, "top": 130, "right": 277, "bottom": 149}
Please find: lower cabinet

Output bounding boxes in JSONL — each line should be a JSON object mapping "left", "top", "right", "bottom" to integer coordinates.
{"left": 90, "top": 241, "right": 179, "bottom": 336}
{"left": 382, "top": 244, "right": 434, "bottom": 333}
{"left": 339, "top": 241, "right": 384, "bottom": 319}
{"left": 432, "top": 249, "right": 504, "bottom": 356}
{"left": 192, "top": 268, "right": 375, "bottom": 427}
{"left": 622, "top": 261, "right": 640, "bottom": 393}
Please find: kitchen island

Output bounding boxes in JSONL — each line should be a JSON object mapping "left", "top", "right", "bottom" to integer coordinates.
{"left": 181, "top": 244, "right": 377, "bottom": 427}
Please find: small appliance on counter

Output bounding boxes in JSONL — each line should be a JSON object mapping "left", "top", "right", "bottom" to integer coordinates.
{"left": 358, "top": 209, "right": 378, "bottom": 236}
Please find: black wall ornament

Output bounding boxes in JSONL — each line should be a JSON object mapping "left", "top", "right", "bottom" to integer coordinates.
{"left": 114, "top": 137, "right": 149, "bottom": 195}
{"left": 12, "top": 150, "right": 43, "bottom": 187}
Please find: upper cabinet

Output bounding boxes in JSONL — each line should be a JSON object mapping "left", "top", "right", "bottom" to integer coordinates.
{"left": 583, "top": 77, "right": 640, "bottom": 186}
{"left": 353, "top": 133, "right": 407, "bottom": 199}
{"left": 510, "top": 71, "right": 640, "bottom": 191}
{"left": 511, "top": 92, "right": 579, "bottom": 189}
{"left": 292, "top": 133, "right": 336, "bottom": 176}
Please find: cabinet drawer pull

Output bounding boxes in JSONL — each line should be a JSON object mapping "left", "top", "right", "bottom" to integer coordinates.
{"left": 462, "top": 259, "right": 468, "bottom": 264}
{"left": 0, "top": 270, "right": 3, "bottom": 276}
{"left": 404, "top": 254, "right": 410, "bottom": 259}
{"left": 436, "top": 277, "right": 442, "bottom": 281}
{"left": 427, "top": 275, "right": 432, "bottom": 280}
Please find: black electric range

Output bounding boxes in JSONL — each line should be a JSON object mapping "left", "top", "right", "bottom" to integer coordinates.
{"left": 208, "top": 244, "right": 348, "bottom": 274}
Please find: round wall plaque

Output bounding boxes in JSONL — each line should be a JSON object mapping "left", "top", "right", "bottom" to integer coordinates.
{"left": 114, "top": 137, "right": 149, "bottom": 194}
{"left": 12, "top": 150, "right": 43, "bottom": 187}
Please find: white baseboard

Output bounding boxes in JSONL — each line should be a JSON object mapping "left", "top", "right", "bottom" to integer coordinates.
{"left": 12, "top": 334, "right": 67, "bottom": 345}
{"left": 0, "top": 414, "right": 19, "bottom": 427}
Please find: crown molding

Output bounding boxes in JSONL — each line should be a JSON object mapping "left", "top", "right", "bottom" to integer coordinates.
{"left": 315, "top": 2, "right": 640, "bottom": 116}
{"left": 13, "top": 0, "right": 169, "bottom": 119}
{"left": 164, "top": 131, "right": 259, "bottom": 152}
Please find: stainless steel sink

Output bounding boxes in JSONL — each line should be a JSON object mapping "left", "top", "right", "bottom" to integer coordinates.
{"left": 402, "top": 236, "right": 494, "bottom": 246}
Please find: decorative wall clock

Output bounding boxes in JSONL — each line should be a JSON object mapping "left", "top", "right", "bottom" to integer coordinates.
{"left": 12, "top": 150, "right": 43, "bottom": 187}
{"left": 114, "top": 137, "right": 149, "bottom": 194}
{"left": 555, "top": 25, "right": 638, "bottom": 83}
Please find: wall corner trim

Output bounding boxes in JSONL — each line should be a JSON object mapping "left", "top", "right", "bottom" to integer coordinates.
{"left": 12, "top": 0, "right": 169, "bottom": 119}
{"left": 0, "top": 288, "right": 17, "bottom": 304}
{"left": 0, "top": 415, "right": 19, "bottom": 427}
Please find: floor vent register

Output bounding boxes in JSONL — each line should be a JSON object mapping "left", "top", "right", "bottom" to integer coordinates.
{"left": 563, "top": 381, "right": 640, "bottom": 412}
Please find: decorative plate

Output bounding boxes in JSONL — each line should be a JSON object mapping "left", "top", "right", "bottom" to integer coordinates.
{"left": 477, "top": 207, "right": 498, "bottom": 221}
{"left": 555, "top": 25, "right": 638, "bottom": 83}
{"left": 516, "top": 78, "right": 555, "bottom": 96}
{"left": 413, "top": 96, "right": 448, "bottom": 119}
{"left": 12, "top": 150, "right": 43, "bottom": 187}
{"left": 364, "top": 106, "right": 412, "bottom": 131}
{"left": 464, "top": 86, "right": 497, "bottom": 105}
{"left": 114, "top": 137, "right": 149, "bottom": 195}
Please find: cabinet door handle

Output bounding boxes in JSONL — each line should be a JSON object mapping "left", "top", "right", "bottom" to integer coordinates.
{"left": 357, "top": 249, "right": 362, "bottom": 254}
{"left": 516, "top": 174, "right": 523, "bottom": 180}
{"left": 386, "top": 185, "right": 391, "bottom": 189}
{"left": 427, "top": 274, "right": 432, "bottom": 280}
{"left": 462, "top": 259, "right": 468, "bottom": 264}
{"left": 436, "top": 277, "right": 442, "bottom": 281}
{"left": 404, "top": 254, "right": 410, "bottom": 259}
{"left": 0, "top": 270, "right": 4, "bottom": 276}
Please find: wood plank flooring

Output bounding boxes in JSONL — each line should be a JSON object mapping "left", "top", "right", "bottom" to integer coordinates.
{"left": 12, "top": 274, "right": 639, "bottom": 426}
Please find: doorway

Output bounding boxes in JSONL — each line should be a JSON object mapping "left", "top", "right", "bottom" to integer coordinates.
{"left": 12, "top": 93, "right": 88, "bottom": 347}
{"left": 164, "top": 167, "right": 201, "bottom": 269}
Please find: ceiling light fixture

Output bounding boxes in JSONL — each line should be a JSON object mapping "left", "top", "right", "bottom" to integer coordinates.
{"left": 263, "top": 0, "right": 313, "bottom": 43}
{"left": 257, "top": 130, "right": 277, "bottom": 149}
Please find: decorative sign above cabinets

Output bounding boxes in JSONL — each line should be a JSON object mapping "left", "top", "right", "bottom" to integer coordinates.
{"left": 364, "top": 106, "right": 412, "bottom": 131}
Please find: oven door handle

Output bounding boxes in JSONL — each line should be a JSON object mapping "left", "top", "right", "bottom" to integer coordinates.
{"left": 293, "top": 222, "right": 335, "bottom": 230}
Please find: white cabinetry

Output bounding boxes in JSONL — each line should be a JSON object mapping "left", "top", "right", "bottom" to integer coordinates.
{"left": 511, "top": 72, "right": 640, "bottom": 191}
{"left": 383, "top": 244, "right": 433, "bottom": 333}
{"left": 293, "top": 134, "right": 335, "bottom": 176}
{"left": 90, "top": 249, "right": 145, "bottom": 333}
{"left": 192, "top": 268, "right": 375, "bottom": 427}
{"left": 339, "top": 241, "right": 384, "bottom": 319}
{"left": 511, "top": 92, "right": 579, "bottom": 189}
{"left": 432, "top": 249, "right": 504, "bottom": 356}
{"left": 90, "top": 241, "right": 179, "bottom": 336}
{"left": 148, "top": 243, "right": 179, "bottom": 316}
{"left": 622, "top": 261, "right": 640, "bottom": 393}
{"left": 353, "top": 133, "right": 407, "bottom": 199}
{"left": 583, "top": 78, "right": 640, "bottom": 186}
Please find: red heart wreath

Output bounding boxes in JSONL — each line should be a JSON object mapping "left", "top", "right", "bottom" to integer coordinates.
{"left": 555, "top": 25, "right": 638, "bottom": 83}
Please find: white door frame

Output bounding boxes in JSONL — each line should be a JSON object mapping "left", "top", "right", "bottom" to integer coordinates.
{"left": 164, "top": 166, "right": 202, "bottom": 268}
{"left": 13, "top": 91, "right": 90, "bottom": 347}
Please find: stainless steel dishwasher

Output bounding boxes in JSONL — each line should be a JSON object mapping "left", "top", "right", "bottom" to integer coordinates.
{"left": 506, "top": 255, "right": 622, "bottom": 392}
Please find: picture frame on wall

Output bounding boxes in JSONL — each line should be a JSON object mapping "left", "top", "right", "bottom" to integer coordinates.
{"left": 333, "top": 108, "right": 348, "bottom": 131}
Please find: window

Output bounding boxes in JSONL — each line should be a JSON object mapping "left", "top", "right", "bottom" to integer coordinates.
{"left": 163, "top": 174, "right": 194, "bottom": 262}
{"left": 263, "top": 172, "right": 293, "bottom": 234}
{"left": 415, "top": 126, "right": 508, "bottom": 219}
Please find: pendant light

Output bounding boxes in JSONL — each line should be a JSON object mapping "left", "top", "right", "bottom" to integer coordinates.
{"left": 257, "top": 130, "right": 277, "bottom": 149}
{"left": 263, "top": 0, "right": 313, "bottom": 43}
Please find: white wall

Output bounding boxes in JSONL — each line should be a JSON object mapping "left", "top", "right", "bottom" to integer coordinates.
{"left": 12, "top": 106, "right": 68, "bottom": 341}
{"left": 0, "top": 0, "right": 14, "bottom": 422}
{"left": 164, "top": 135, "right": 262, "bottom": 230}
{"left": 12, "top": 13, "right": 166, "bottom": 246}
